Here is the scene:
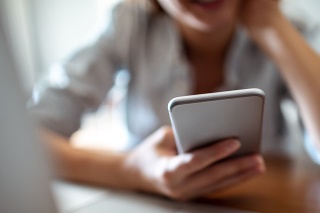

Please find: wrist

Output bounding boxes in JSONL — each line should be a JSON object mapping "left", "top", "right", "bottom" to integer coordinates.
{"left": 247, "top": 14, "right": 292, "bottom": 56}
{"left": 241, "top": 0, "right": 286, "bottom": 46}
{"left": 122, "top": 149, "right": 165, "bottom": 195}
{"left": 115, "top": 151, "right": 141, "bottom": 190}
{"left": 120, "top": 151, "right": 157, "bottom": 193}
{"left": 247, "top": 12, "right": 285, "bottom": 42}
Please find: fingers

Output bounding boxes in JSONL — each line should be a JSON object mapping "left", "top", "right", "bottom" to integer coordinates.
{"left": 204, "top": 164, "right": 264, "bottom": 193}
{"left": 143, "top": 127, "right": 265, "bottom": 201}
{"left": 207, "top": 155, "right": 265, "bottom": 183}
{"left": 171, "top": 139, "right": 241, "bottom": 178}
{"left": 152, "top": 138, "right": 241, "bottom": 197}
{"left": 162, "top": 154, "right": 265, "bottom": 201}
{"left": 145, "top": 126, "right": 176, "bottom": 150}
{"left": 189, "top": 164, "right": 264, "bottom": 200}
{"left": 183, "top": 154, "right": 265, "bottom": 193}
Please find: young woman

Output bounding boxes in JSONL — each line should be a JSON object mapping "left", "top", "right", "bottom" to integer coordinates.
{"left": 30, "top": 0, "right": 320, "bottom": 200}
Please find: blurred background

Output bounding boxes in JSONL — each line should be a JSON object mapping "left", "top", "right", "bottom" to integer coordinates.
{"left": 2, "top": 0, "right": 119, "bottom": 92}
{"left": 2, "top": 0, "right": 320, "bottom": 150}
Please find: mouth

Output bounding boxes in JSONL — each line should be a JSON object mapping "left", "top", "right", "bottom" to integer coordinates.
{"left": 190, "top": 0, "right": 225, "bottom": 10}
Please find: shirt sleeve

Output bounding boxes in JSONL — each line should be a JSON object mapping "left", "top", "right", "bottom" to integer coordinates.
{"left": 28, "top": 3, "right": 135, "bottom": 137}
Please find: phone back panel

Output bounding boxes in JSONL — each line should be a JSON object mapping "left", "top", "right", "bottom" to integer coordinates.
{"left": 169, "top": 90, "right": 264, "bottom": 156}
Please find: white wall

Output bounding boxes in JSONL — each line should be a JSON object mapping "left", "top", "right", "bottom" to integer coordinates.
{"left": 283, "top": 0, "right": 320, "bottom": 20}
{"left": 29, "top": 0, "right": 98, "bottom": 79}
{"left": 299, "top": 0, "right": 320, "bottom": 18}
{"left": 28, "top": 0, "right": 121, "bottom": 80}
{"left": 2, "top": 0, "right": 118, "bottom": 90}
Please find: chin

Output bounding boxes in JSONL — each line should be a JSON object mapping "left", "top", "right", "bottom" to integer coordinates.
{"left": 183, "top": 1, "right": 240, "bottom": 32}
{"left": 188, "top": 13, "right": 236, "bottom": 33}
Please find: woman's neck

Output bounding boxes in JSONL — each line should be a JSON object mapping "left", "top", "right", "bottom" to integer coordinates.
{"left": 177, "top": 23, "right": 237, "bottom": 94}
{"left": 178, "top": 23, "right": 236, "bottom": 61}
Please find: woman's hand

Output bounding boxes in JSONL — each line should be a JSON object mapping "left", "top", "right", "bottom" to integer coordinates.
{"left": 123, "top": 126, "right": 266, "bottom": 201}
{"left": 241, "top": 0, "right": 284, "bottom": 43}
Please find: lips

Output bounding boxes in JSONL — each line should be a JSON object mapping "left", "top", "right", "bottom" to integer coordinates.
{"left": 191, "top": 0, "right": 219, "bottom": 2}
{"left": 190, "top": 0, "right": 225, "bottom": 10}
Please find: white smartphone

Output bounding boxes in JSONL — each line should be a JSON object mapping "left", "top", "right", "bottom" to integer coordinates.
{"left": 168, "top": 88, "right": 265, "bottom": 157}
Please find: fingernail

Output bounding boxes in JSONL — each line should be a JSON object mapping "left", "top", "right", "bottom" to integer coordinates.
{"left": 248, "top": 156, "right": 264, "bottom": 168}
{"left": 254, "top": 163, "right": 266, "bottom": 174}
{"left": 258, "top": 158, "right": 267, "bottom": 172}
{"left": 226, "top": 139, "right": 241, "bottom": 152}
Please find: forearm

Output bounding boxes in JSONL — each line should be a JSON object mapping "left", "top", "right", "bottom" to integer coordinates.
{"left": 253, "top": 16, "right": 320, "bottom": 144}
{"left": 40, "top": 129, "right": 137, "bottom": 190}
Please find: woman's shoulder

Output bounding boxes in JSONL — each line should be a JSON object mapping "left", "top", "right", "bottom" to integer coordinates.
{"left": 99, "top": 1, "right": 179, "bottom": 64}
{"left": 101, "top": 1, "right": 173, "bottom": 50}
{"left": 97, "top": 1, "right": 156, "bottom": 62}
{"left": 110, "top": 1, "right": 149, "bottom": 24}
{"left": 105, "top": 1, "right": 161, "bottom": 35}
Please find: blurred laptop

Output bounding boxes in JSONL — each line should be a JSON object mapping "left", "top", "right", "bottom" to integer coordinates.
{"left": 0, "top": 8, "right": 57, "bottom": 213}
{"left": 0, "top": 4, "right": 255, "bottom": 213}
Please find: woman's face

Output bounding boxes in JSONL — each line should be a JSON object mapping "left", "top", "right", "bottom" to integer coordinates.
{"left": 157, "top": 0, "right": 242, "bottom": 33}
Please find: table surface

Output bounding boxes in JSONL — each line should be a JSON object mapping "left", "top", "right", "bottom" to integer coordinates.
{"left": 204, "top": 150, "right": 320, "bottom": 213}
{"left": 54, "top": 142, "right": 320, "bottom": 213}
